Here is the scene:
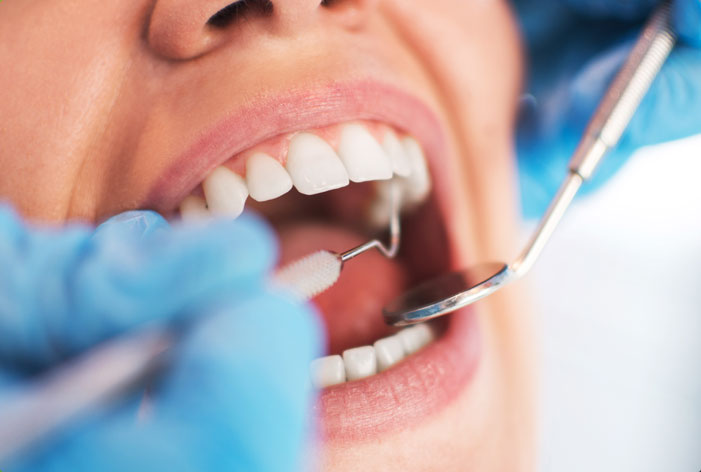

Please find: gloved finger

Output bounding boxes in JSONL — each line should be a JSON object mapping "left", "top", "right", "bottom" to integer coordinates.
{"left": 564, "top": 42, "right": 701, "bottom": 186}
{"left": 512, "top": 0, "right": 581, "bottom": 50}
{"left": 674, "top": 0, "right": 701, "bottom": 46}
{"left": 563, "top": 0, "right": 659, "bottom": 20}
{"left": 517, "top": 40, "right": 701, "bottom": 216}
{"left": 0, "top": 207, "right": 278, "bottom": 370}
{"left": 92, "top": 210, "right": 170, "bottom": 240}
{"left": 9, "top": 290, "right": 323, "bottom": 472}
{"left": 563, "top": 0, "right": 701, "bottom": 45}
{"left": 620, "top": 45, "right": 701, "bottom": 146}
{"left": 0, "top": 369, "right": 21, "bottom": 390}
{"left": 154, "top": 290, "right": 323, "bottom": 471}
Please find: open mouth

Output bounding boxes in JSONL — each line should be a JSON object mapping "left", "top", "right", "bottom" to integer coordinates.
{"left": 155, "top": 84, "right": 482, "bottom": 442}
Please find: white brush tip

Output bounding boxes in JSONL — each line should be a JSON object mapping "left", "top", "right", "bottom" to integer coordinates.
{"left": 272, "top": 250, "right": 342, "bottom": 300}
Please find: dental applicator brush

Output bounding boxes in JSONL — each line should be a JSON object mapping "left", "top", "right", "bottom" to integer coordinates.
{"left": 0, "top": 181, "right": 403, "bottom": 462}
{"left": 273, "top": 181, "right": 401, "bottom": 299}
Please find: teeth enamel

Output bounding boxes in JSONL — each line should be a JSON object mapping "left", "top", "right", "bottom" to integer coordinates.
{"left": 342, "top": 345, "right": 378, "bottom": 381}
{"left": 202, "top": 166, "right": 249, "bottom": 218}
{"left": 367, "top": 136, "right": 431, "bottom": 227}
{"left": 367, "top": 179, "right": 397, "bottom": 228}
{"left": 179, "top": 195, "right": 210, "bottom": 221}
{"left": 382, "top": 131, "right": 411, "bottom": 177}
{"left": 309, "top": 323, "right": 436, "bottom": 387}
{"left": 245, "top": 152, "right": 293, "bottom": 202}
{"left": 373, "top": 335, "right": 405, "bottom": 372}
{"left": 286, "top": 133, "right": 350, "bottom": 195}
{"left": 397, "top": 323, "right": 434, "bottom": 355}
{"left": 186, "top": 124, "right": 432, "bottom": 226}
{"left": 399, "top": 137, "right": 431, "bottom": 205}
{"left": 310, "top": 355, "right": 346, "bottom": 389}
{"left": 337, "top": 124, "right": 393, "bottom": 183}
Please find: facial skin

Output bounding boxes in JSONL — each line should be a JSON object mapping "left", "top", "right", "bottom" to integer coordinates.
{"left": 0, "top": 0, "right": 535, "bottom": 470}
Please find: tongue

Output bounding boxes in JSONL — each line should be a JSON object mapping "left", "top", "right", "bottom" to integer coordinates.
{"left": 277, "top": 222, "right": 405, "bottom": 355}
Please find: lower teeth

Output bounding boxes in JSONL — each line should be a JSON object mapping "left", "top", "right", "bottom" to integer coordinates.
{"left": 309, "top": 323, "right": 436, "bottom": 389}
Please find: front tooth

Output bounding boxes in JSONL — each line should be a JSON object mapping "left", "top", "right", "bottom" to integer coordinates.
{"left": 245, "top": 152, "right": 293, "bottom": 202}
{"left": 337, "top": 124, "right": 393, "bottom": 182}
{"left": 202, "top": 166, "right": 249, "bottom": 218}
{"left": 342, "top": 346, "right": 377, "bottom": 381}
{"left": 397, "top": 324, "right": 435, "bottom": 355}
{"left": 382, "top": 131, "right": 411, "bottom": 177}
{"left": 179, "top": 195, "right": 210, "bottom": 222}
{"left": 310, "top": 355, "right": 346, "bottom": 389}
{"left": 286, "top": 133, "right": 349, "bottom": 195}
{"left": 400, "top": 137, "right": 431, "bottom": 205}
{"left": 373, "top": 335, "right": 405, "bottom": 371}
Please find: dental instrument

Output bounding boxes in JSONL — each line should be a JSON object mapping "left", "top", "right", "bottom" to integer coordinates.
{"left": 383, "top": 1, "right": 677, "bottom": 326}
{"left": 272, "top": 180, "right": 401, "bottom": 299}
{"left": 0, "top": 181, "right": 403, "bottom": 462}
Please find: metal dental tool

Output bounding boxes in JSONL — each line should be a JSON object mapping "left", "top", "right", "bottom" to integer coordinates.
{"left": 383, "top": 2, "right": 677, "bottom": 327}
{"left": 0, "top": 181, "right": 403, "bottom": 463}
{"left": 273, "top": 180, "right": 401, "bottom": 299}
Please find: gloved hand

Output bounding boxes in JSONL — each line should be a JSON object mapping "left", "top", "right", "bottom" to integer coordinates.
{"left": 514, "top": 0, "right": 701, "bottom": 218}
{"left": 0, "top": 207, "right": 322, "bottom": 471}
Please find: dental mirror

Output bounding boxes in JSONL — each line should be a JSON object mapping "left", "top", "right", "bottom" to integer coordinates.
{"left": 383, "top": 2, "right": 676, "bottom": 326}
{"left": 383, "top": 263, "right": 512, "bottom": 326}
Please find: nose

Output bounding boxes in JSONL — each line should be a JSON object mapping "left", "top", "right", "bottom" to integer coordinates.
{"left": 148, "top": 0, "right": 378, "bottom": 60}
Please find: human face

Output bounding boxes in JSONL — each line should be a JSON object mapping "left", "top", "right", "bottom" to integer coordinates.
{"left": 0, "top": 0, "right": 534, "bottom": 469}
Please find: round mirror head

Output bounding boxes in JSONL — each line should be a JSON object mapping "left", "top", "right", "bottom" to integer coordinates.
{"left": 382, "top": 262, "right": 512, "bottom": 326}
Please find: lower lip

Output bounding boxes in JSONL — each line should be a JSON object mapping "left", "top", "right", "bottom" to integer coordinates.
{"left": 313, "top": 307, "right": 481, "bottom": 442}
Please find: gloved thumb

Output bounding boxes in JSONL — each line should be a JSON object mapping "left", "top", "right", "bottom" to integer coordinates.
{"left": 8, "top": 290, "right": 323, "bottom": 472}
{"left": 0, "top": 206, "right": 279, "bottom": 370}
{"left": 92, "top": 210, "right": 170, "bottom": 240}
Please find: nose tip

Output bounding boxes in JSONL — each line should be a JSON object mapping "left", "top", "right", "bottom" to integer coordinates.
{"left": 147, "top": 0, "right": 379, "bottom": 60}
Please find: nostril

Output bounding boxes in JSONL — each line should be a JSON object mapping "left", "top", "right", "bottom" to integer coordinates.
{"left": 318, "top": 0, "right": 380, "bottom": 28}
{"left": 207, "top": 0, "right": 273, "bottom": 28}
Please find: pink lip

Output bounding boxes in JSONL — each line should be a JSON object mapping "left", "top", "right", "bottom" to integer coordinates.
{"left": 146, "top": 79, "right": 451, "bottom": 214}
{"left": 146, "top": 78, "right": 481, "bottom": 441}
{"left": 316, "top": 309, "right": 480, "bottom": 441}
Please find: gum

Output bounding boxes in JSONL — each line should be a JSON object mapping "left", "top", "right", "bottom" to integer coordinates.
{"left": 221, "top": 119, "right": 400, "bottom": 176}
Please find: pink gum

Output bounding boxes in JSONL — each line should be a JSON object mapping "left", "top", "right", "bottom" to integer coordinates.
{"left": 223, "top": 119, "right": 399, "bottom": 176}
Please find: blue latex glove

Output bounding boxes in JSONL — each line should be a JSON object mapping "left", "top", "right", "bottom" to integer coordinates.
{"left": 0, "top": 207, "right": 322, "bottom": 471}
{"left": 514, "top": 0, "right": 701, "bottom": 218}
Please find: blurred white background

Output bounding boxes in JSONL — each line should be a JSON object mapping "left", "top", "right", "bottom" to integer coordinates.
{"left": 532, "top": 134, "right": 701, "bottom": 471}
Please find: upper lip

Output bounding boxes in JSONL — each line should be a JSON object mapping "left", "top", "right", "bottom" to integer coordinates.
{"left": 145, "top": 79, "right": 451, "bottom": 215}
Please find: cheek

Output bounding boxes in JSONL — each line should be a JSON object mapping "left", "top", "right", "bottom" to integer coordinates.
{"left": 382, "top": 0, "right": 523, "bottom": 133}
{"left": 383, "top": 0, "right": 523, "bottom": 256}
{"left": 0, "top": 2, "right": 144, "bottom": 221}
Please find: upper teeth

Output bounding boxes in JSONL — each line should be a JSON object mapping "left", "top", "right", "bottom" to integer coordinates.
{"left": 245, "top": 152, "right": 293, "bottom": 202}
{"left": 286, "top": 132, "right": 350, "bottom": 195}
{"left": 337, "top": 123, "right": 393, "bottom": 183}
{"left": 382, "top": 131, "right": 412, "bottom": 178}
{"left": 202, "top": 166, "right": 249, "bottom": 218}
{"left": 179, "top": 122, "right": 432, "bottom": 221}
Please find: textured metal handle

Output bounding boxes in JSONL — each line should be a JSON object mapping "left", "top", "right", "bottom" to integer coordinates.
{"left": 512, "top": 1, "right": 677, "bottom": 277}
{"left": 570, "top": 1, "right": 677, "bottom": 179}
